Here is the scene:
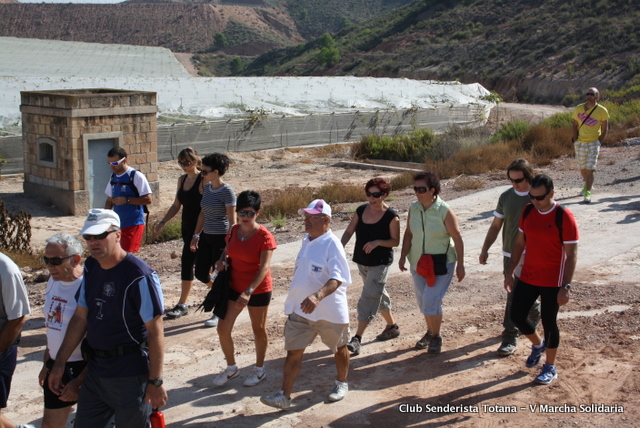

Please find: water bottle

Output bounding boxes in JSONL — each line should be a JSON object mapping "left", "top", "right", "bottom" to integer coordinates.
{"left": 150, "top": 408, "right": 166, "bottom": 428}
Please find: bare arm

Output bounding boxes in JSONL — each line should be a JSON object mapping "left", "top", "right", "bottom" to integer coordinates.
{"left": 399, "top": 211, "right": 413, "bottom": 272}
{"left": 111, "top": 194, "right": 152, "bottom": 206}
{"left": 479, "top": 217, "right": 504, "bottom": 264}
{"left": 226, "top": 205, "right": 237, "bottom": 227}
{"left": 504, "top": 231, "right": 526, "bottom": 292}
{"left": 49, "top": 307, "right": 88, "bottom": 395}
{"left": 340, "top": 212, "right": 359, "bottom": 247}
{"left": 235, "top": 249, "right": 275, "bottom": 307}
{"left": 558, "top": 243, "right": 578, "bottom": 306}
{"left": 444, "top": 209, "right": 465, "bottom": 282}
{"left": 572, "top": 119, "right": 580, "bottom": 141}
{"left": 190, "top": 211, "right": 205, "bottom": 252}
{"left": 105, "top": 196, "right": 113, "bottom": 209}
{"left": 0, "top": 316, "right": 26, "bottom": 354}
{"left": 300, "top": 278, "right": 342, "bottom": 315}
{"left": 144, "top": 315, "right": 168, "bottom": 409}
{"left": 599, "top": 120, "right": 609, "bottom": 143}
{"left": 154, "top": 179, "right": 183, "bottom": 233}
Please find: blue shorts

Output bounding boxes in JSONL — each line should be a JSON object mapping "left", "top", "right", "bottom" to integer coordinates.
{"left": 0, "top": 344, "right": 18, "bottom": 408}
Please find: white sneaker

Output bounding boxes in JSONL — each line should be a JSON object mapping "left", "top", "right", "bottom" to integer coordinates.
{"left": 260, "top": 390, "right": 291, "bottom": 410}
{"left": 244, "top": 367, "right": 267, "bottom": 387}
{"left": 212, "top": 367, "right": 239, "bottom": 386}
{"left": 204, "top": 314, "right": 219, "bottom": 327}
{"left": 327, "top": 380, "right": 348, "bottom": 402}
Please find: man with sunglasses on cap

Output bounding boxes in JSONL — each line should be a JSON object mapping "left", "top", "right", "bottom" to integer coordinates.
{"left": 105, "top": 147, "right": 152, "bottom": 252}
{"left": 479, "top": 159, "right": 541, "bottom": 357}
{"left": 49, "top": 209, "right": 167, "bottom": 427}
{"left": 0, "top": 252, "right": 32, "bottom": 428}
{"left": 261, "top": 199, "right": 352, "bottom": 410}
{"left": 504, "top": 174, "right": 579, "bottom": 386}
{"left": 40, "top": 233, "right": 87, "bottom": 428}
{"left": 572, "top": 87, "right": 609, "bottom": 203}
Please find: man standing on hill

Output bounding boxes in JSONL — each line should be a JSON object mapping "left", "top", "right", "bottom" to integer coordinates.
{"left": 572, "top": 87, "right": 609, "bottom": 203}
{"left": 105, "top": 147, "right": 152, "bottom": 252}
{"left": 479, "top": 159, "right": 540, "bottom": 357}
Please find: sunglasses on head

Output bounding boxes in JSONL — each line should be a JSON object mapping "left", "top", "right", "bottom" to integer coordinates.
{"left": 108, "top": 157, "right": 126, "bottom": 166}
{"left": 43, "top": 255, "right": 75, "bottom": 266}
{"left": 529, "top": 190, "right": 550, "bottom": 201}
{"left": 178, "top": 160, "right": 192, "bottom": 167}
{"left": 83, "top": 230, "right": 118, "bottom": 241}
{"left": 586, "top": 92, "right": 596, "bottom": 96}
{"left": 413, "top": 186, "right": 429, "bottom": 194}
{"left": 366, "top": 191, "right": 384, "bottom": 198}
{"left": 509, "top": 177, "right": 526, "bottom": 184}
{"left": 237, "top": 210, "right": 257, "bottom": 218}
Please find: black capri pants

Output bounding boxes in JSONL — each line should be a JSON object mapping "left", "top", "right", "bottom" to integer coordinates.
{"left": 510, "top": 279, "right": 561, "bottom": 349}
{"left": 195, "top": 233, "right": 227, "bottom": 284}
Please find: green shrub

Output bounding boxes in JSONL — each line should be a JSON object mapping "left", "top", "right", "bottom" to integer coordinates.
{"left": 540, "top": 112, "right": 573, "bottom": 128}
{"left": 490, "top": 120, "right": 531, "bottom": 143}
{"left": 145, "top": 220, "right": 182, "bottom": 244}
{"left": 352, "top": 128, "right": 436, "bottom": 162}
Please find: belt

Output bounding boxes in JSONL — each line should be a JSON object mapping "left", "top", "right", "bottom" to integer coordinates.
{"left": 82, "top": 339, "right": 148, "bottom": 358}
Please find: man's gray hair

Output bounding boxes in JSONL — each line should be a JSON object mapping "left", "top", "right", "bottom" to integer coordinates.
{"left": 45, "top": 233, "right": 83, "bottom": 256}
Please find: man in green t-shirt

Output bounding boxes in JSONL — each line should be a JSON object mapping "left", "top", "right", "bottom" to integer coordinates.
{"left": 572, "top": 87, "right": 609, "bottom": 203}
{"left": 480, "top": 159, "right": 540, "bottom": 356}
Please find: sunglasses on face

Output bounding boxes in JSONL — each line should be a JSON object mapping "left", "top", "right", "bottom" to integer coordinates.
{"left": 237, "top": 210, "right": 257, "bottom": 218}
{"left": 201, "top": 169, "right": 212, "bottom": 176}
{"left": 108, "top": 157, "right": 126, "bottom": 166}
{"left": 366, "top": 191, "right": 384, "bottom": 198}
{"left": 178, "top": 160, "right": 192, "bottom": 167}
{"left": 83, "top": 230, "right": 118, "bottom": 241}
{"left": 413, "top": 186, "right": 429, "bottom": 194}
{"left": 509, "top": 177, "right": 526, "bottom": 184}
{"left": 529, "top": 190, "right": 550, "bottom": 201}
{"left": 43, "top": 255, "right": 74, "bottom": 266}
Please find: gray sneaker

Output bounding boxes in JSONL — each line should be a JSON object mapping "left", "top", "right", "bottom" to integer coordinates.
{"left": 427, "top": 334, "right": 442, "bottom": 354}
{"left": 261, "top": 391, "right": 291, "bottom": 410}
{"left": 346, "top": 337, "right": 361, "bottom": 356}
{"left": 204, "top": 314, "right": 219, "bottom": 327}
{"left": 327, "top": 380, "right": 348, "bottom": 402}
{"left": 376, "top": 324, "right": 400, "bottom": 341}
{"left": 166, "top": 303, "right": 188, "bottom": 319}
{"left": 415, "top": 331, "right": 433, "bottom": 349}
{"left": 497, "top": 340, "right": 517, "bottom": 356}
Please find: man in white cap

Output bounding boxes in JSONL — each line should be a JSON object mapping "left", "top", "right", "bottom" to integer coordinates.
{"left": 48, "top": 209, "right": 167, "bottom": 427}
{"left": 261, "top": 199, "right": 352, "bottom": 410}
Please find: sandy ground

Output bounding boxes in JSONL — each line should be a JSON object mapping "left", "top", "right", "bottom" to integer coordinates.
{"left": 3, "top": 107, "right": 640, "bottom": 427}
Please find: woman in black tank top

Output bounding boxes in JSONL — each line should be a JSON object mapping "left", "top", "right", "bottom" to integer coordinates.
{"left": 340, "top": 178, "right": 401, "bottom": 356}
{"left": 155, "top": 148, "right": 204, "bottom": 320}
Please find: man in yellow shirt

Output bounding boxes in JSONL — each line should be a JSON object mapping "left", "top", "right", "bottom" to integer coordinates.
{"left": 572, "top": 87, "right": 609, "bottom": 203}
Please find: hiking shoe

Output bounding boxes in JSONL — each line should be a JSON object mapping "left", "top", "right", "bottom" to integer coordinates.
{"left": 415, "top": 331, "right": 433, "bottom": 349}
{"left": 212, "top": 367, "right": 239, "bottom": 386}
{"left": 525, "top": 340, "right": 546, "bottom": 368}
{"left": 260, "top": 391, "right": 291, "bottom": 410}
{"left": 327, "top": 380, "right": 348, "bottom": 402}
{"left": 376, "top": 324, "right": 400, "bottom": 341}
{"left": 346, "top": 337, "right": 361, "bottom": 356}
{"left": 534, "top": 364, "right": 558, "bottom": 385}
{"left": 427, "top": 334, "right": 442, "bottom": 354}
{"left": 166, "top": 303, "right": 188, "bottom": 319}
{"left": 204, "top": 314, "right": 219, "bottom": 327}
{"left": 244, "top": 367, "right": 267, "bottom": 387}
{"left": 583, "top": 190, "right": 592, "bottom": 203}
{"left": 497, "top": 340, "right": 517, "bottom": 356}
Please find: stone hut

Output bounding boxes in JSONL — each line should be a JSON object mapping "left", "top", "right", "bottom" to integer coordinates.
{"left": 20, "top": 89, "right": 159, "bottom": 215}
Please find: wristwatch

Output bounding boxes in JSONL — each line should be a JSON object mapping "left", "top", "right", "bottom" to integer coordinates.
{"left": 562, "top": 283, "right": 571, "bottom": 290}
{"left": 147, "top": 378, "right": 163, "bottom": 387}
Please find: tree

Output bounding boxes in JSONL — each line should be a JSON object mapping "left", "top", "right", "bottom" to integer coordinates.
{"left": 214, "top": 32, "right": 228, "bottom": 49}
{"left": 317, "top": 47, "right": 341, "bottom": 67}
{"left": 230, "top": 57, "right": 244, "bottom": 75}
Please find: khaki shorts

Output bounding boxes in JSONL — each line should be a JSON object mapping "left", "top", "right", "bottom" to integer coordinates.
{"left": 284, "top": 312, "right": 349, "bottom": 354}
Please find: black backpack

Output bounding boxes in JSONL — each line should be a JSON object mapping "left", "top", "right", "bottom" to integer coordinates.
{"left": 110, "top": 169, "right": 150, "bottom": 215}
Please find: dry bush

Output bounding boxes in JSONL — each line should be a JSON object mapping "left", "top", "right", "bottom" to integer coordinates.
{"left": 3, "top": 250, "right": 44, "bottom": 269}
{"left": 390, "top": 171, "right": 415, "bottom": 191}
{"left": 309, "top": 143, "right": 353, "bottom": 158}
{"left": 261, "top": 187, "right": 314, "bottom": 218}
{"left": 453, "top": 176, "right": 484, "bottom": 191}
{"left": 526, "top": 125, "right": 573, "bottom": 165}
{"left": 316, "top": 182, "right": 364, "bottom": 204}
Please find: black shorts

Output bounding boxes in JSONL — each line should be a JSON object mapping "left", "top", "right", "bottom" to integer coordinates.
{"left": 227, "top": 289, "right": 272, "bottom": 307}
{"left": 43, "top": 358, "right": 88, "bottom": 409}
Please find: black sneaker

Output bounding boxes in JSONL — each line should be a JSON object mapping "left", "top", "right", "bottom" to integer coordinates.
{"left": 376, "top": 324, "right": 400, "bottom": 341}
{"left": 346, "top": 337, "right": 361, "bottom": 356}
{"left": 415, "top": 331, "right": 433, "bottom": 349}
{"left": 427, "top": 335, "right": 442, "bottom": 354}
{"left": 166, "top": 303, "right": 188, "bottom": 319}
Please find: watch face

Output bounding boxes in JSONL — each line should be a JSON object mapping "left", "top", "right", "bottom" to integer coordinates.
{"left": 149, "top": 378, "right": 163, "bottom": 386}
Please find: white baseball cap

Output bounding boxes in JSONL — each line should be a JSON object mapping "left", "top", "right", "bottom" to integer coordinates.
{"left": 79, "top": 209, "right": 121, "bottom": 235}
{"left": 298, "top": 199, "right": 332, "bottom": 217}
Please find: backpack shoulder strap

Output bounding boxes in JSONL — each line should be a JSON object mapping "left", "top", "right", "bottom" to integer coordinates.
{"left": 128, "top": 170, "right": 140, "bottom": 197}
{"left": 522, "top": 203, "right": 534, "bottom": 220}
{"left": 555, "top": 204, "right": 565, "bottom": 244}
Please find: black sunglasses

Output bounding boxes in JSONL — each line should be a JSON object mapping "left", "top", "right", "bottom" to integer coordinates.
{"left": 178, "top": 161, "right": 192, "bottom": 167}
{"left": 43, "top": 255, "right": 75, "bottom": 266}
{"left": 237, "top": 210, "right": 257, "bottom": 218}
{"left": 529, "top": 190, "right": 550, "bottom": 201}
{"left": 586, "top": 92, "right": 596, "bottom": 96}
{"left": 201, "top": 169, "right": 212, "bottom": 176}
{"left": 366, "top": 191, "right": 384, "bottom": 198}
{"left": 509, "top": 177, "right": 526, "bottom": 184}
{"left": 83, "top": 230, "right": 118, "bottom": 241}
{"left": 413, "top": 186, "right": 429, "bottom": 194}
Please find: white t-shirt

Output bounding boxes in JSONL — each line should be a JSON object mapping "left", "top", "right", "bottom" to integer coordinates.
{"left": 284, "top": 230, "right": 352, "bottom": 324}
{"left": 0, "top": 252, "right": 31, "bottom": 335}
{"left": 44, "top": 276, "right": 83, "bottom": 361}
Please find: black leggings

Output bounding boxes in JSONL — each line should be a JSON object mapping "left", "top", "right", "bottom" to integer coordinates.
{"left": 510, "top": 279, "right": 561, "bottom": 349}
{"left": 194, "top": 233, "right": 227, "bottom": 284}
